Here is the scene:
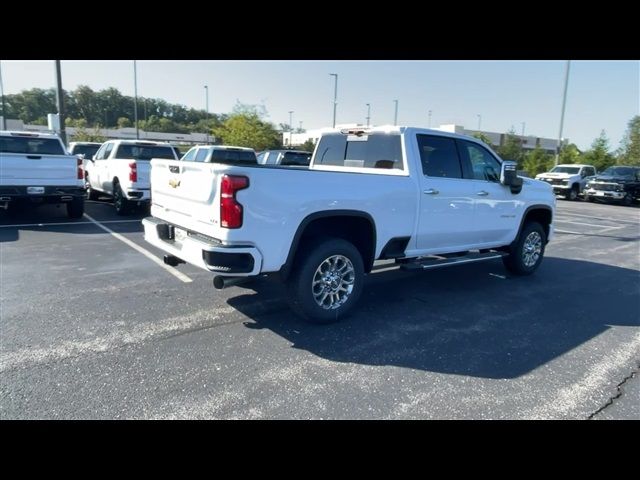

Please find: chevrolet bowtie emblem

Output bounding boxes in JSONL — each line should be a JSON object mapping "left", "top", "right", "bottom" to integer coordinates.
{"left": 169, "top": 178, "right": 181, "bottom": 188}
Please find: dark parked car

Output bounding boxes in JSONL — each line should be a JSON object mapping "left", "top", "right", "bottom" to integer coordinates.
{"left": 583, "top": 166, "right": 640, "bottom": 205}
{"left": 256, "top": 149, "right": 312, "bottom": 167}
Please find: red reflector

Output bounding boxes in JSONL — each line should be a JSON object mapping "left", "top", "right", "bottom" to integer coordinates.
{"left": 77, "top": 157, "right": 84, "bottom": 180}
{"left": 129, "top": 162, "right": 137, "bottom": 182}
{"left": 220, "top": 175, "right": 249, "bottom": 229}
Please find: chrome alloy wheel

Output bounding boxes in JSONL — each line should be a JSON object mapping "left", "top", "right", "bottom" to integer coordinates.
{"left": 311, "top": 255, "right": 355, "bottom": 310}
{"left": 522, "top": 231, "right": 542, "bottom": 267}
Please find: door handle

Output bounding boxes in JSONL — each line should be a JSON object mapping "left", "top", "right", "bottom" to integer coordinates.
{"left": 476, "top": 190, "right": 489, "bottom": 196}
{"left": 423, "top": 188, "right": 439, "bottom": 195}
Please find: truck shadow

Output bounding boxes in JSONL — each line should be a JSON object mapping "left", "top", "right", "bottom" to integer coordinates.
{"left": 228, "top": 257, "right": 639, "bottom": 379}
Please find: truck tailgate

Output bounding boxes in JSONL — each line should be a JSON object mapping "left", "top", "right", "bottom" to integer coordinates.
{"left": 150, "top": 159, "right": 222, "bottom": 237}
{"left": 0, "top": 153, "right": 78, "bottom": 185}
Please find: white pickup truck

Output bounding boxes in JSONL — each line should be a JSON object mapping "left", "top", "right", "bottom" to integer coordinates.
{"left": 143, "top": 126, "right": 556, "bottom": 323}
{"left": 85, "top": 139, "right": 178, "bottom": 214}
{"left": 0, "top": 131, "right": 86, "bottom": 218}
{"left": 535, "top": 164, "right": 597, "bottom": 200}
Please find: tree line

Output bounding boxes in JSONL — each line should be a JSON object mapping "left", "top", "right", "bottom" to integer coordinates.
{"left": 475, "top": 115, "right": 639, "bottom": 176}
{"left": 3, "top": 87, "right": 638, "bottom": 165}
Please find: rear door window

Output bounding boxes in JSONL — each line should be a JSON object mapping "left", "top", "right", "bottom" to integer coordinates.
{"left": 181, "top": 148, "right": 197, "bottom": 162}
{"left": 417, "top": 135, "right": 463, "bottom": 179}
{"left": 195, "top": 148, "right": 209, "bottom": 162}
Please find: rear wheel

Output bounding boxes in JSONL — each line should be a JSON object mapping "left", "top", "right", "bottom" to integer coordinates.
{"left": 566, "top": 185, "right": 578, "bottom": 201}
{"left": 502, "top": 221, "right": 546, "bottom": 276}
{"left": 113, "top": 182, "right": 131, "bottom": 216}
{"left": 86, "top": 179, "right": 100, "bottom": 201}
{"left": 67, "top": 197, "right": 85, "bottom": 219}
{"left": 286, "top": 237, "right": 364, "bottom": 324}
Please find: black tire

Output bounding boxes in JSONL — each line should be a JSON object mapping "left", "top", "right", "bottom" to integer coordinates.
{"left": 86, "top": 180, "right": 100, "bottom": 201}
{"left": 113, "top": 181, "right": 131, "bottom": 216}
{"left": 585, "top": 194, "right": 594, "bottom": 202}
{"left": 286, "top": 237, "right": 365, "bottom": 324}
{"left": 502, "top": 221, "right": 546, "bottom": 276}
{"left": 566, "top": 185, "right": 578, "bottom": 201}
{"left": 67, "top": 197, "right": 85, "bottom": 219}
{"left": 622, "top": 193, "right": 633, "bottom": 206}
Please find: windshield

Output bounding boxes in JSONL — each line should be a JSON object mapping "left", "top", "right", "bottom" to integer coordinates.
{"left": 115, "top": 144, "right": 176, "bottom": 160}
{"left": 73, "top": 144, "right": 101, "bottom": 158}
{"left": 601, "top": 167, "right": 635, "bottom": 177}
{"left": 0, "top": 136, "right": 65, "bottom": 155}
{"left": 550, "top": 166, "right": 580, "bottom": 174}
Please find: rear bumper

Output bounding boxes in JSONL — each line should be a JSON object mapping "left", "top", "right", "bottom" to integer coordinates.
{"left": 0, "top": 186, "right": 85, "bottom": 202}
{"left": 142, "top": 217, "right": 262, "bottom": 276}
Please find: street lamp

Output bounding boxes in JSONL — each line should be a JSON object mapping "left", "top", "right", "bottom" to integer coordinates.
{"left": 54, "top": 60, "right": 66, "bottom": 144}
{"left": 477, "top": 114, "right": 482, "bottom": 131}
{"left": 329, "top": 73, "right": 338, "bottom": 128}
{"left": 133, "top": 60, "right": 139, "bottom": 139}
{"left": 393, "top": 99, "right": 398, "bottom": 126}
{"left": 555, "top": 60, "right": 571, "bottom": 166}
{"left": 204, "top": 85, "right": 209, "bottom": 144}
{"left": 521, "top": 122, "right": 526, "bottom": 137}
{"left": 288, "top": 110, "right": 294, "bottom": 147}
{"left": 366, "top": 103, "right": 371, "bottom": 127}
{"left": 428, "top": 110, "right": 432, "bottom": 128}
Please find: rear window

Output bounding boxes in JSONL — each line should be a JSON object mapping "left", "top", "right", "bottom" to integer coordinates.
{"left": 315, "top": 133, "right": 403, "bottom": 170}
{"left": 0, "top": 136, "right": 65, "bottom": 155}
{"left": 115, "top": 144, "right": 176, "bottom": 160}
{"left": 210, "top": 149, "right": 257, "bottom": 165}
{"left": 73, "top": 144, "right": 101, "bottom": 158}
{"left": 281, "top": 151, "right": 311, "bottom": 166}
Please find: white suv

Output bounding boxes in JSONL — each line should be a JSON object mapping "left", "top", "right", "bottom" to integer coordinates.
{"left": 535, "top": 164, "right": 597, "bottom": 200}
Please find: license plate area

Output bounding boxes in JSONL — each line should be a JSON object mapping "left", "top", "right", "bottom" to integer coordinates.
{"left": 27, "top": 186, "right": 45, "bottom": 194}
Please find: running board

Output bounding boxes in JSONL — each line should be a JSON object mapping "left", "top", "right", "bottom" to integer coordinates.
{"left": 400, "top": 251, "right": 507, "bottom": 271}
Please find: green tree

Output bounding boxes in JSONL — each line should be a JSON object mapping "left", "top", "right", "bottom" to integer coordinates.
{"left": 214, "top": 113, "right": 281, "bottom": 151}
{"left": 497, "top": 128, "right": 524, "bottom": 168}
{"left": 299, "top": 139, "right": 316, "bottom": 152}
{"left": 472, "top": 132, "right": 493, "bottom": 146}
{"left": 523, "top": 146, "right": 553, "bottom": 177}
{"left": 117, "top": 117, "right": 132, "bottom": 128}
{"left": 582, "top": 130, "right": 615, "bottom": 171}
{"left": 617, "top": 115, "right": 640, "bottom": 165}
{"left": 71, "top": 124, "right": 106, "bottom": 143}
{"left": 557, "top": 143, "right": 582, "bottom": 164}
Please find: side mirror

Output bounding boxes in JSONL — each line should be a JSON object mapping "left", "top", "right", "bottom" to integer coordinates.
{"left": 500, "top": 161, "right": 523, "bottom": 194}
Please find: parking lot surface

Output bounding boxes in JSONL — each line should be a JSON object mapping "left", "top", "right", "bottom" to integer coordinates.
{"left": 1, "top": 199, "right": 638, "bottom": 419}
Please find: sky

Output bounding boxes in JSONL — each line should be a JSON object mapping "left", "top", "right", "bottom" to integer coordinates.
{"left": 1, "top": 60, "right": 638, "bottom": 151}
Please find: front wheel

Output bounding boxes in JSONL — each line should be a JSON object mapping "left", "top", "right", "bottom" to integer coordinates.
{"left": 566, "top": 186, "right": 578, "bottom": 201}
{"left": 502, "top": 221, "right": 546, "bottom": 276}
{"left": 286, "top": 237, "right": 364, "bottom": 324}
{"left": 622, "top": 193, "right": 633, "bottom": 206}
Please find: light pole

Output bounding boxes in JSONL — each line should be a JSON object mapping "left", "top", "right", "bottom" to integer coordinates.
{"left": 393, "top": 99, "right": 398, "bottom": 126}
{"left": 299, "top": 120, "right": 303, "bottom": 132}
{"left": 288, "top": 110, "right": 294, "bottom": 147}
{"left": 477, "top": 114, "right": 482, "bottom": 131}
{"left": 54, "top": 60, "right": 66, "bottom": 144}
{"left": 0, "top": 60, "right": 6, "bottom": 130}
{"left": 555, "top": 60, "right": 571, "bottom": 166}
{"left": 428, "top": 110, "right": 432, "bottom": 128}
{"left": 366, "top": 103, "right": 370, "bottom": 127}
{"left": 204, "top": 85, "right": 209, "bottom": 144}
{"left": 133, "top": 60, "right": 139, "bottom": 139}
{"left": 521, "top": 122, "right": 526, "bottom": 137}
{"left": 329, "top": 73, "right": 338, "bottom": 128}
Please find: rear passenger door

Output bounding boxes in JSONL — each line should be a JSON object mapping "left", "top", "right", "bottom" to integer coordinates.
{"left": 457, "top": 139, "right": 519, "bottom": 245}
{"left": 415, "top": 134, "right": 477, "bottom": 251}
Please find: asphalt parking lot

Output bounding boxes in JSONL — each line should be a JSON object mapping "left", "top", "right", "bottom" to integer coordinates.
{"left": 0, "top": 198, "right": 638, "bottom": 419}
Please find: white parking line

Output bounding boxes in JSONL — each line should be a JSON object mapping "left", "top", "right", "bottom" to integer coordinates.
{"left": 555, "top": 219, "right": 624, "bottom": 229}
{"left": 556, "top": 211, "right": 640, "bottom": 225}
{"left": 83, "top": 213, "right": 192, "bottom": 283}
{"left": 0, "top": 219, "right": 141, "bottom": 228}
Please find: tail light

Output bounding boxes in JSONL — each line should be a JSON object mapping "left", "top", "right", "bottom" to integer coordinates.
{"left": 129, "top": 162, "right": 137, "bottom": 182}
{"left": 220, "top": 174, "right": 249, "bottom": 229}
{"left": 77, "top": 157, "right": 84, "bottom": 180}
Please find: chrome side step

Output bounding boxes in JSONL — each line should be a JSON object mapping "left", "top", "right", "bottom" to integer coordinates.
{"left": 399, "top": 251, "right": 507, "bottom": 271}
